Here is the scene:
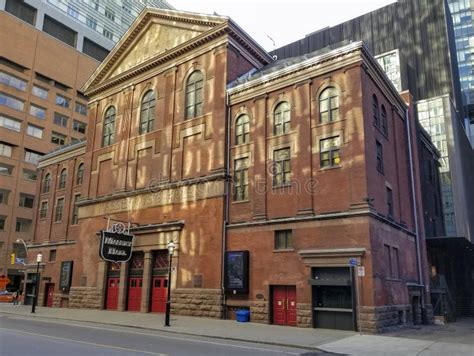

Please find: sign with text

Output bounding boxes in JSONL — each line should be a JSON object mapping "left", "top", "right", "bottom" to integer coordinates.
{"left": 224, "top": 251, "right": 249, "bottom": 295}
{"left": 99, "top": 231, "right": 134, "bottom": 263}
{"left": 59, "top": 261, "right": 73, "bottom": 292}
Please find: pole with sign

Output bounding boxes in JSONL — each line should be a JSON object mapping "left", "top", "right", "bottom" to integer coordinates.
{"left": 349, "top": 257, "right": 362, "bottom": 333}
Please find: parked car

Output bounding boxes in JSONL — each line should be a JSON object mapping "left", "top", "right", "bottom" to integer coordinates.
{"left": 0, "top": 290, "right": 14, "bottom": 303}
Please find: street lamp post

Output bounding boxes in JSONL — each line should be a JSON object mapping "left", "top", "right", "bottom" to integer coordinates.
{"left": 164, "top": 241, "right": 175, "bottom": 327}
{"left": 31, "top": 253, "right": 42, "bottom": 314}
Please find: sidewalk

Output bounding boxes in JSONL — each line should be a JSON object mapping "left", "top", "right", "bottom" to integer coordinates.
{"left": 1, "top": 304, "right": 473, "bottom": 355}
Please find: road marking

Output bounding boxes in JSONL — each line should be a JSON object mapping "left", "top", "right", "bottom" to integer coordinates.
{"left": 3, "top": 316, "right": 302, "bottom": 354}
{"left": 0, "top": 327, "right": 167, "bottom": 356}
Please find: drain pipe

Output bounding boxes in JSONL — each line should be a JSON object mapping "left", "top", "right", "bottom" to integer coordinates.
{"left": 405, "top": 108, "right": 424, "bottom": 287}
{"left": 221, "top": 91, "right": 231, "bottom": 319}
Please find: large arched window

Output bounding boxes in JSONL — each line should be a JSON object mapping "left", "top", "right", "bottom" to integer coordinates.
{"left": 42, "top": 173, "right": 51, "bottom": 194}
{"left": 235, "top": 114, "right": 250, "bottom": 145}
{"left": 319, "top": 87, "right": 339, "bottom": 123}
{"left": 185, "top": 70, "right": 203, "bottom": 119}
{"left": 76, "top": 163, "right": 84, "bottom": 185}
{"left": 273, "top": 101, "right": 290, "bottom": 135}
{"left": 372, "top": 94, "right": 379, "bottom": 127}
{"left": 381, "top": 105, "right": 388, "bottom": 135}
{"left": 102, "top": 106, "right": 116, "bottom": 147}
{"left": 58, "top": 168, "right": 67, "bottom": 190}
{"left": 139, "top": 90, "right": 155, "bottom": 134}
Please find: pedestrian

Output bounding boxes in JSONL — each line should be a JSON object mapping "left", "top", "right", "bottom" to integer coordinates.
{"left": 12, "top": 290, "right": 18, "bottom": 305}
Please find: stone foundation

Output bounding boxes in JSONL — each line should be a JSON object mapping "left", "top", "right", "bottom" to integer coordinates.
{"left": 297, "top": 303, "right": 312, "bottom": 327}
{"left": 171, "top": 288, "right": 223, "bottom": 318}
{"left": 69, "top": 287, "right": 102, "bottom": 309}
{"left": 250, "top": 301, "right": 269, "bottom": 324}
{"left": 359, "top": 305, "right": 415, "bottom": 333}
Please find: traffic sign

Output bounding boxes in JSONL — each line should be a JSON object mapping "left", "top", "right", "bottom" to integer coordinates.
{"left": 357, "top": 266, "right": 365, "bottom": 277}
{"left": 349, "top": 257, "right": 357, "bottom": 266}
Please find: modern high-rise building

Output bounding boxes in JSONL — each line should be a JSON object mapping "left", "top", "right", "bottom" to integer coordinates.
{"left": 0, "top": 0, "right": 173, "bottom": 61}
{"left": 0, "top": 0, "right": 172, "bottom": 288}
{"left": 272, "top": 0, "right": 474, "bottom": 316}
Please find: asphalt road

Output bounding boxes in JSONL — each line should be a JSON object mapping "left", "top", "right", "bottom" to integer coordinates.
{"left": 0, "top": 314, "right": 326, "bottom": 356}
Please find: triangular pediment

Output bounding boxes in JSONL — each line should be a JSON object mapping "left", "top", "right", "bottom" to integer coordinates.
{"left": 83, "top": 8, "right": 228, "bottom": 91}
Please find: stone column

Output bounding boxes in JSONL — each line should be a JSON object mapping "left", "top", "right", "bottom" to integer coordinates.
{"left": 140, "top": 251, "right": 152, "bottom": 313}
{"left": 96, "top": 260, "right": 107, "bottom": 309}
{"left": 117, "top": 262, "right": 128, "bottom": 312}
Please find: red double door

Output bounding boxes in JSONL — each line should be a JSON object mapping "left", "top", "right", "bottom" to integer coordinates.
{"left": 106, "top": 278, "right": 119, "bottom": 310}
{"left": 272, "top": 286, "right": 297, "bottom": 326}
{"left": 45, "top": 283, "right": 54, "bottom": 307}
{"left": 127, "top": 277, "right": 143, "bottom": 312}
{"left": 150, "top": 276, "right": 168, "bottom": 313}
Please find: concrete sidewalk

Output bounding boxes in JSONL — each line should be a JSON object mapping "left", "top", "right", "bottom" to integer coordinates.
{"left": 1, "top": 304, "right": 473, "bottom": 355}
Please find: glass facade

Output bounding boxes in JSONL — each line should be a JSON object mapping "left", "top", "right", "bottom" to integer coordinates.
{"left": 376, "top": 50, "right": 402, "bottom": 92}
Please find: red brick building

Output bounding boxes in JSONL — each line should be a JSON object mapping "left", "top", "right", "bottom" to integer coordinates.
{"left": 26, "top": 8, "right": 432, "bottom": 333}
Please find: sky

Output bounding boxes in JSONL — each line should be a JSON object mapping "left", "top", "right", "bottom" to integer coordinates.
{"left": 170, "top": 0, "right": 397, "bottom": 51}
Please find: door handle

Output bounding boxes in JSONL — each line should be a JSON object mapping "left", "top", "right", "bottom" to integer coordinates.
{"left": 286, "top": 299, "right": 289, "bottom": 310}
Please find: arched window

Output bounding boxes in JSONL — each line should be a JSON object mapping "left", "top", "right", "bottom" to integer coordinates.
{"left": 372, "top": 95, "right": 379, "bottom": 127}
{"left": 319, "top": 87, "right": 339, "bottom": 123}
{"left": 273, "top": 101, "right": 290, "bottom": 135}
{"left": 76, "top": 163, "right": 84, "bottom": 185}
{"left": 102, "top": 106, "right": 116, "bottom": 147}
{"left": 58, "top": 169, "right": 67, "bottom": 189}
{"left": 42, "top": 173, "right": 51, "bottom": 194}
{"left": 139, "top": 90, "right": 155, "bottom": 134}
{"left": 235, "top": 114, "right": 250, "bottom": 145}
{"left": 185, "top": 70, "right": 203, "bottom": 119}
{"left": 381, "top": 105, "right": 388, "bottom": 135}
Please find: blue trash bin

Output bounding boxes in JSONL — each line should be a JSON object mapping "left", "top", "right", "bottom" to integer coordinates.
{"left": 236, "top": 309, "right": 250, "bottom": 322}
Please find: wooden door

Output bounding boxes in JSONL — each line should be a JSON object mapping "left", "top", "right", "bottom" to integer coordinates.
{"left": 127, "top": 277, "right": 142, "bottom": 312}
{"left": 150, "top": 277, "right": 168, "bottom": 313}
{"left": 106, "top": 278, "right": 119, "bottom": 310}
{"left": 45, "top": 283, "right": 54, "bottom": 307}
{"left": 272, "top": 285, "right": 297, "bottom": 326}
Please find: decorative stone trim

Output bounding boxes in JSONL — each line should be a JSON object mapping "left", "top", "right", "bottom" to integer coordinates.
{"left": 171, "top": 288, "right": 223, "bottom": 318}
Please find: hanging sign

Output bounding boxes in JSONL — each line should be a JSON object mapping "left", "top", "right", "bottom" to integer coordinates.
{"left": 99, "top": 223, "right": 134, "bottom": 263}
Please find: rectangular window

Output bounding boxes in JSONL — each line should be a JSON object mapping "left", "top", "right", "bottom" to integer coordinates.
{"left": 0, "top": 143, "right": 13, "bottom": 157}
{"left": 273, "top": 148, "right": 291, "bottom": 186}
{"left": 86, "top": 16, "right": 97, "bottom": 30}
{"left": 83, "top": 38, "right": 109, "bottom": 62}
{"left": 54, "top": 112, "right": 68, "bottom": 127}
{"left": 73, "top": 120, "right": 87, "bottom": 134}
{"left": 0, "top": 163, "right": 14, "bottom": 176}
{"left": 27, "top": 124, "right": 43, "bottom": 139}
{"left": 0, "top": 71, "right": 27, "bottom": 91}
{"left": 67, "top": 5, "right": 79, "bottom": 18}
{"left": 103, "top": 28, "right": 114, "bottom": 40}
{"left": 32, "top": 85, "right": 48, "bottom": 100}
{"left": 5, "top": 0, "right": 37, "bottom": 25}
{"left": 55, "top": 94, "right": 70, "bottom": 108}
{"left": 391, "top": 247, "right": 400, "bottom": 279}
{"left": 274, "top": 230, "right": 293, "bottom": 250}
{"left": 71, "top": 194, "right": 80, "bottom": 225}
{"left": 384, "top": 244, "right": 392, "bottom": 277}
{"left": 0, "top": 92, "right": 25, "bottom": 111}
{"left": 35, "top": 72, "right": 52, "bottom": 85}
{"left": 24, "top": 149, "right": 42, "bottom": 164}
{"left": 19, "top": 193, "right": 35, "bottom": 208}
{"left": 0, "top": 216, "right": 5, "bottom": 231}
{"left": 54, "top": 198, "right": 65, "bottom": 222}
{"left": 320, "top": 136, "right": 341, "bottom": 168}
{"left": 105, "top": 8, "right": 115, "bottom": 21}
{"left": 74, "top": 102, "right": 87, "bottom": 116}
{"left": 386, "top": 187, "right": 394, "bottom": 218}
{"left": 49, "top": 249, "right": 57, "bottom": 262}
{"left": 23, "top": 168, "right": 37, "bottom": 181}
{"left": 39, "top": 201, "right": 48, "bottom": 219}
{"left": 376, "top": 140, "right": 384, "bottom": 173}
{"left": 29, "top": 104, "right": 46, "bottom": 120}
{"left": 43, "top": 15, "right": 77, "bottom": 47}
{"left": 51, "top": 131, "right": 66, "bottom": 145}
{"left": 233, "top": 157, "right": 249, "bottom": 201}
{"left": 0, "top": 115, "right": 21, "bottom": 132}
{"left": 0, "top": 189, "right": 10, "bottom": 204}
{"left": 15, "top": 218, "right": 32, "bottom": 233}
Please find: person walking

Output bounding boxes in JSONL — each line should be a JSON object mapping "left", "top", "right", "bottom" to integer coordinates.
{"left": 12, "top": 290, "right": 18, "bottom": 305}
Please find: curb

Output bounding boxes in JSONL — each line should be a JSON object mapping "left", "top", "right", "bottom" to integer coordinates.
{"left": 0, "top": 310, "right": 341, "bottom": 353}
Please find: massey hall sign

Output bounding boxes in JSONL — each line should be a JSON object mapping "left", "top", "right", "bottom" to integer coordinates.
{"left": 99, "top": 230, "right": 134, "bottom": 263}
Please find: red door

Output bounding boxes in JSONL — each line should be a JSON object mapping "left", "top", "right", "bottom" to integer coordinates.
{"left": 150, "top": 277, "right": 168, "bottom": 313}
{"left": 272, "top": 286, "right": 297, "bottom": 326}
{"left": 127, "top": 277, "right": 142, "bottom": 312}
{"left": 106, "top": 278, "right": 119, "bottom": 310}
{"left": 45, "top": 283, "right": 54, "bottom": 307}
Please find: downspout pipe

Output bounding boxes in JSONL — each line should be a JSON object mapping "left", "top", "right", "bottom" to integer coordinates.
{"left": 221, "top": 91, "right": 231, "bottom": 319}
{"left": 405, "top": 108, "right": 424, "bottom": 287}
